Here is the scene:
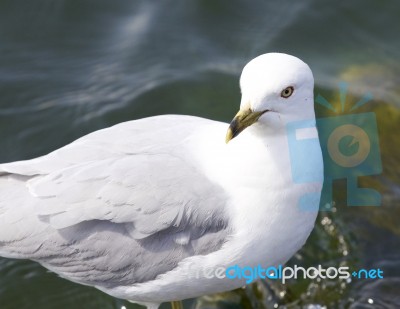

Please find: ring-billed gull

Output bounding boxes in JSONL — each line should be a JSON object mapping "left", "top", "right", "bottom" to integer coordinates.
{"left": 0, "top": 53, "right": 323, "bottom": 308}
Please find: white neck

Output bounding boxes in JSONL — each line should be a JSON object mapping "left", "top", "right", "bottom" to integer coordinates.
{"left": 192, "top": 118, "right": 323, "bottom": 267}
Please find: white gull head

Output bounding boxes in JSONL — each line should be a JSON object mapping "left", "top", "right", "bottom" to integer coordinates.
{"left": 227, "top": 53, "right": 315, "bottom": 142}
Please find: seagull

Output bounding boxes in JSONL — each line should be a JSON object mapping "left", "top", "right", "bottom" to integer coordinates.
{"left": 0, "top": 53, "right": 323, "bottom": 309}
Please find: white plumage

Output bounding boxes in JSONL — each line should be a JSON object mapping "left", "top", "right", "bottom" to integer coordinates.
{"left": 0, "top": 53, "right": 323, "bottom": 308}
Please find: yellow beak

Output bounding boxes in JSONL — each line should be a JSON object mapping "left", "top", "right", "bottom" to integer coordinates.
{"left": 225, "top": 108, "right": 268, "bottom": 143}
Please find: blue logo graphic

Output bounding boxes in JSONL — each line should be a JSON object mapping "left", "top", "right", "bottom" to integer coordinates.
{"left": 287, "top": 82, "right": 382, "bottom": 210}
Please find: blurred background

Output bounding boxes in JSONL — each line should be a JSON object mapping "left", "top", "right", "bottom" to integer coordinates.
{"left": 0, "top": 0, "right": 399, "bottom": 308}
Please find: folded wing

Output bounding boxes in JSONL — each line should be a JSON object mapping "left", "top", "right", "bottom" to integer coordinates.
{"left": 0, "top": 115, "right": 231, "bottom": 287}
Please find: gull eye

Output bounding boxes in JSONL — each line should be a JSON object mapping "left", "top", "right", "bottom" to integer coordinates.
{"left": 281, "top": 86, "right": 294, "bottom": 98}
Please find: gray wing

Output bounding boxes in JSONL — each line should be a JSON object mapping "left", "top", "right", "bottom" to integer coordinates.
{"left": 0, "top": 115, "right": 231, "bottom": 288}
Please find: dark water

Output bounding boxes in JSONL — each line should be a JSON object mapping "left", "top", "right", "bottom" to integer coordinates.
{"left": 0, "top": 0, "right": 399, "bottom": 308}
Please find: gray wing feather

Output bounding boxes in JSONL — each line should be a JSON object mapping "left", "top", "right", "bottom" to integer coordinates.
{"left": 0, "top": 115, "right": 231, "bottom": 288}
{"left": 30, "top": 153, "right": 227, "bottom": 239}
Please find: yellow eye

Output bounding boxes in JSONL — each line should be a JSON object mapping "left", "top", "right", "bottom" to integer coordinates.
{"left": 281, "top": 86, "right": 294, "bottom": 98}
